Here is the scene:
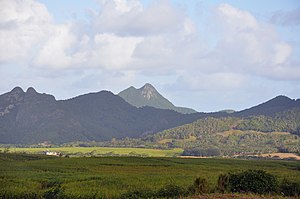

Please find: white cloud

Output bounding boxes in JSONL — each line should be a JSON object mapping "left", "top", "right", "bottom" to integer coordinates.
{"left": 211, "top": 3, "right": 298, "bottom": 80}
{"left": 131, "top": 0, "right": 184, "bottom": 35}
{"left": 186, "top": 73, "right": 246, "bottom": 91}
{"left": 90, "top": 33, "right": 143, "bottom": 69}
{"left": 0, "top": 0, "right": 51, "bottom": 62}
{"left": 91, "top": 0, "right": 142, "bottom": 35}
{"left": 217, "top": 3, "right": 258, "bottom": 31}
{"left": 92, "top": 0, "right": 185, "bottom": 36}
{"left": 32, "top": 24, "right": 77, "bottom": 68}
{"left": 273, "top": 42, "right": 292, "bottom": 65}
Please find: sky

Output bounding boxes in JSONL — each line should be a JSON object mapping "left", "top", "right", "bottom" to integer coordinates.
{"left": 0, "top": 0, "right": 300, "bottom": 112}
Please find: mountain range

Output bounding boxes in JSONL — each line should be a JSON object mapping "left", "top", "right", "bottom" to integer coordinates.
{"left": 0, "top": 84, "right": 299, "bottom": 144}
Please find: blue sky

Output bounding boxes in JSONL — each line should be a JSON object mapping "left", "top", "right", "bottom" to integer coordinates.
{"left": 0, "top": 0, "right": 300, "bottom": 112}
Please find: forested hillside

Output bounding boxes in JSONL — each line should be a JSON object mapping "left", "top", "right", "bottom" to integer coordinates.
{"left": 144, "top": 108, "right": 300, "bottom": 156}
{"left": 236, "top": 108, "right": 300, "bottom": 135}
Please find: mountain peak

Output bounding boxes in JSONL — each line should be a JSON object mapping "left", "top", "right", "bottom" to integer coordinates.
{"left": 272, "top": 95, "right": 292, "bottom": 101}
{"left": 6, "top": 86, "right": 25, "bottom": 103}
{"left": 235, "top": 95, "right": 297, "bottom": 116}
{"left": 266, "top": 95, "right": 293, "bottom": 106}
{"left": 118, "top": 84, "right": 197, "bottom": 114}
{"left": 141, "top": 83, "right": 155, "bottom": 89}
{"left": 128, "top": 86, "right": 136, "bottom": 90}
{"left": 11, "top": 86, "right": 24, "bottom": 93}
{"left": 26, "top": 87, "right": 37, "bottom": 94}
{"left": 139, "top": 83, "right": 158, "bottom": 100}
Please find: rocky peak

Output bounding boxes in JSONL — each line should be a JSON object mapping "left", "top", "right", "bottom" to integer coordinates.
{"left": 0, "top": 87, "right": 24, "bottom": 116}
{"left": 11, "top": 86, "right": 24, "bottom": 94}
{"left": 26, "top": 87, "right": 37, "bottom": 94}
{"left": 22, "top": 87, "right": 56, "bottom": 102}
{"left": 142, "top": 83, "right": 155, "bottom": 89}
{"left": 5, "top": 87, "right": 25, "bottom": 103}
{"left": 139, "top": 83, "right": 158, "bottom": 100}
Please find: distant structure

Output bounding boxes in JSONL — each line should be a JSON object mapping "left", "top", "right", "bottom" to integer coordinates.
{"left": 38, "top": 141, "right": 52, "bottom": 147}
{"left": 45, "top": 151, "right": 61, "bottom": 156}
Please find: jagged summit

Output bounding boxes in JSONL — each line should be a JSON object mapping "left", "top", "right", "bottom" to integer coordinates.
{"left": 118, "top": 83, "right": 197, "bottom": 114}
{"left": 139, "top": 83, "right": 158, "bottom": 100}
{"left": 141, "top": 83, "right": 155, "bottom": 89}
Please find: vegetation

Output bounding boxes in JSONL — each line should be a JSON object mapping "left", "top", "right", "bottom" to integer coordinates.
{"left": 236, "top": 108, "right": 300, "bottom": 135}
{"left": 144, "top": 108, "right": 300, "bottom": 156}
{"left": 2, "top": 87, "right": 299, "bottom": 145}
{"left": 0, "top": 153, "right": 299, "bottom": 198}
{"left": 280, "top": 179, "right": 300, "bottom": 197}
{"left": 0, "top": 147, "right": 183, "bottom": 157}
{"left": 49, "top": 108, "right": 299, "bottom": 158}
{"left": 3, "top": 108, "right": 299, "bottom": 158}
{"left": 226, "top": 170, "right": 279, "bottom": 194}
{"left": 4, "top": 108, "right": 298, "bottom": 158}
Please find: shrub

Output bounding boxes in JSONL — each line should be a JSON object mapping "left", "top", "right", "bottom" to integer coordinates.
{"left": 182, "top": 148, "right": 220, "bottom": 157}
{"left": 43, "top": 185, "right": 63, "bottom": 199}
{"left": 228, "top": 169, "right": 278, "bottom": 194}
{"left": 0, "top": 190, "right": 40, "bottom": 199}
{"left": 120, "top": 190, "right": 155, "bottom": 199}
{"left": 40, "top": 179, "right": 61, "bottom": 189}
{"left": 192, "top": 177, "right": 210, "bottom": 194}
{"left": 217, "top": 174, "right": 230, "bottom": 193}
{"left": 280, "top": 179, "right": 300, "bottom": 197}
{"left": 157, "top": 184, "right": 186, "bottom": 198}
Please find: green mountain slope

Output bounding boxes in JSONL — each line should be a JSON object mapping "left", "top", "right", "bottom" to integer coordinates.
{"left": 145, "top": 108, "right": 300, "bottom": 156}
{"left": 118, "top": 83, "right": 197, "bottom": 114}
{"left": 235, "top": 95, "right": 300, "bottom": 116}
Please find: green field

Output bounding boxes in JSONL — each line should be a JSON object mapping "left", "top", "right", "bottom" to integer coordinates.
{"left": 0, "top": 153, "right": 299, "bottom": 198}
{"left": 0, "top": 147, "right": 183, "bottom": 157}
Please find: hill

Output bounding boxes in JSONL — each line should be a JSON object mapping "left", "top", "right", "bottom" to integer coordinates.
{"left": 145, "top": 107, "right": 300, "bottom": 156}
{"left": 118, "top": 83, "right": 197, "bottom": 114}
{"left": 234, "top": 95, "right": 300, "bottom": 117}
{"left": 0, "top": 87, "right": 202, "bottom": 144}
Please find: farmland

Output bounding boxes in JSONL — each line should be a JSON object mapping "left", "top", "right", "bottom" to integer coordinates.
{"left": 0, "top": 153, "right": 299, "bottom": 198}
{"left": 0, "top": 147, "right": 183, "bottom": 157}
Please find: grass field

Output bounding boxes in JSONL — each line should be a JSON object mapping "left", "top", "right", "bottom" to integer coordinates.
{"left": 0, "top": 147, "right": 183, "bottom": 157}
{"left": 0, "top": 153, "right": 299, "bottom": 198}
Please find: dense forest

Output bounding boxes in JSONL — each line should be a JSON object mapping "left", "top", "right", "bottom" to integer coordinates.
{"left": 145, "top": 108, "right": 300, "bottom": 156}
{"left": 236, "top": 108, "right": 300, "bottom": 135}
